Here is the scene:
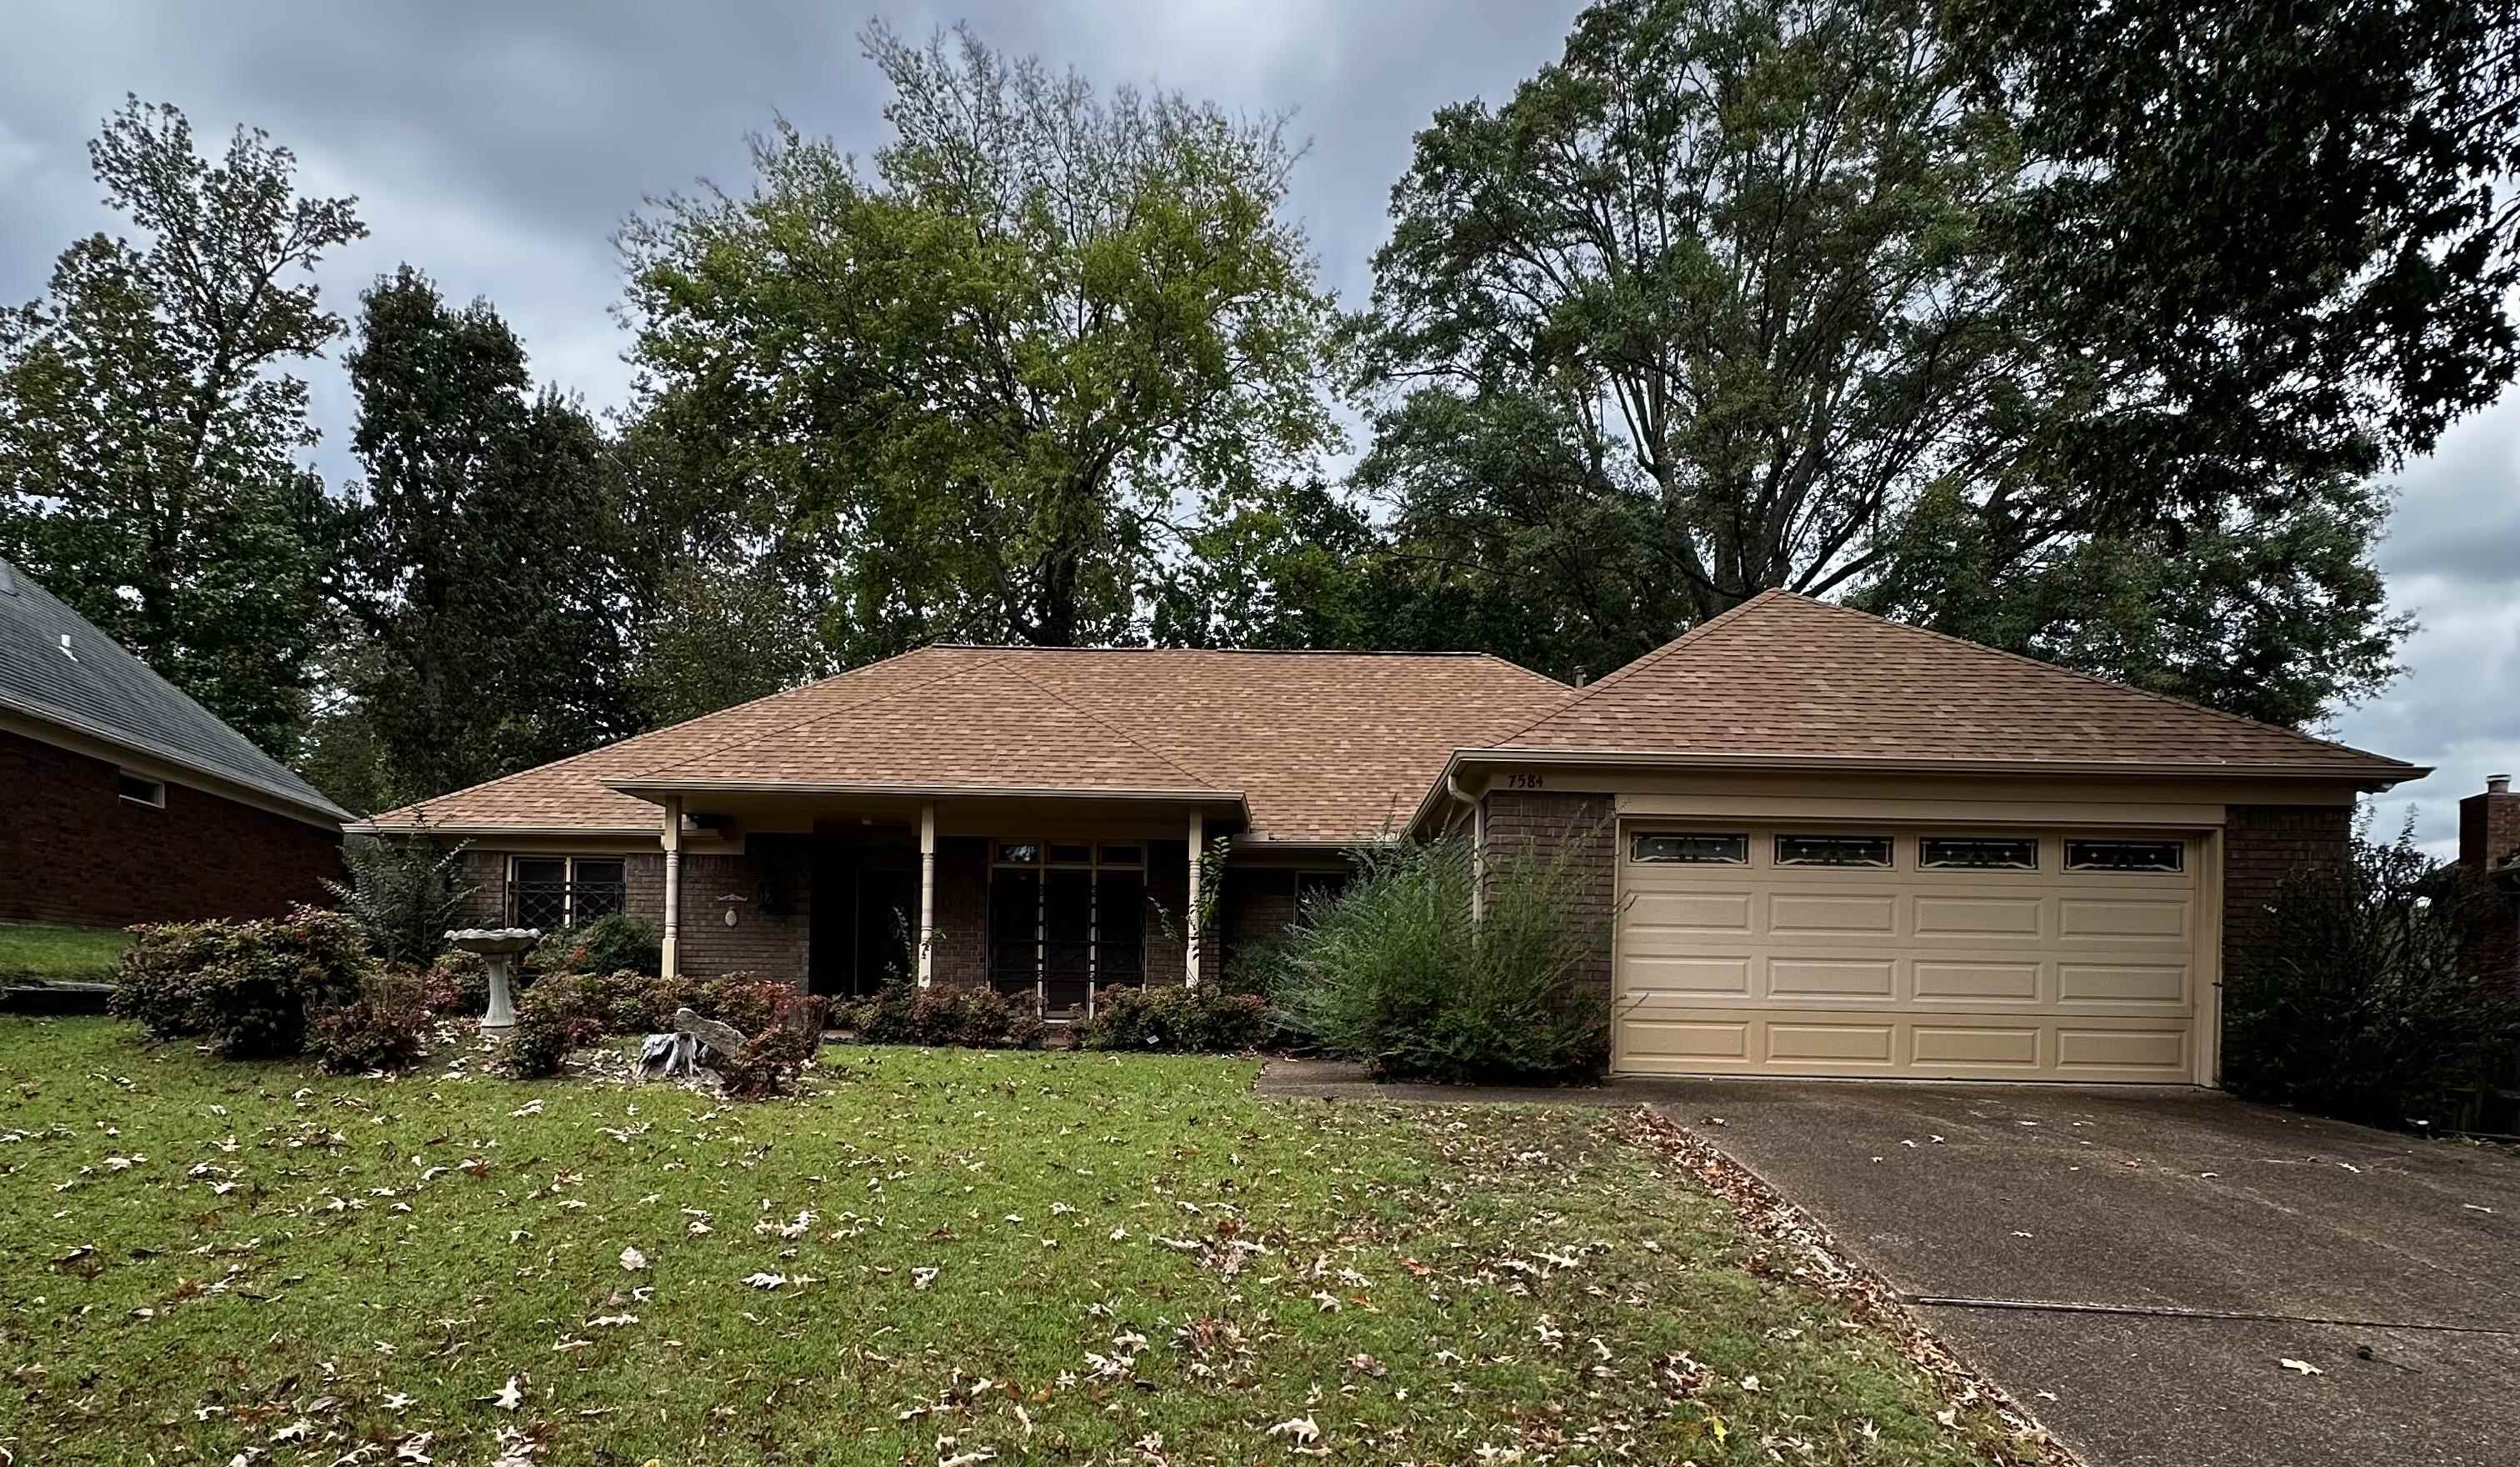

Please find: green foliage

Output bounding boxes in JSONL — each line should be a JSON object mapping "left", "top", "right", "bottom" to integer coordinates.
{"left": 1347, "top": 0, "right": 2414, "bottom": 719}
{"left": 2223, "top": 821, "right": 2520, "bottom": 1129}
{"left": 0, "top": 98, "right": 363, "bottom": 754}
{"left": 841, "top": 985, "right": 1046, "bottom": 1050}
{"left": 1271, "top": 837, "right": 1609, "bottom": 1083}
{"left": 1073, "top": 984, "right": 1268, "bottom": 1053}
{"left": 311, "top": 969, "right": 432, "bottom": 1074}
{"left": 109, "top": 907, "right": 378, "bottom": 1059}
{"left": 506, "top": 972, "right": 608, "bottom": 1079}
{"left": 618, "top": 23, "right": 1340, "bottom": 663}
{"left": 326, "top": 266, "right": 640, "bottom": 804}
{"left": 530, "top": 914, "right": 662, "bottom": 979}
{"left": 322, "top": 823, "right": 475, "bottom": 966}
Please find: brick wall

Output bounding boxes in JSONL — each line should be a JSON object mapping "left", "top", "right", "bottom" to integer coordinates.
{"left": 0, "top": 726, "right": 339, "bottom": 927}
{"left": 2221, "top": 804, "right": 2353, "bottom": 985}
{"left": 1480, "top": 789, "right": 1617, "bottom": 1009}
{"left": 928, "top": 837, "right": 991, "bottom": 988}
{"left": 459, "top": 844, "right": 812, "bottom": 980}
{"left": 1142, "top": 840, "right": 1220, "bottom": 988}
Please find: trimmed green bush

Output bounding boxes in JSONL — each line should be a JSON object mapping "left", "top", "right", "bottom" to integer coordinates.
{"left": 1074, "top": 984, "right": 1268, "bottom": 1052}
{"left": 530, "top": 914, "right": 662, "bottom": 979}
{"left": 2224, "top": 822, "right": 2520, "bottom": 1129}
{"left": 507, "top": 974, "right": 608, "bottom": 1079}
{"left": 1268, "top": 835, "right": 1609, "bottom": 1083}
{"left": 312, "top": 970, "right": 432, "bottom": 1074}
{"left": 840, "top": 985, "right": 1043, "bottom": 1049}
{"left": 111, "top": 907, "right": 378, "bottom": 1059}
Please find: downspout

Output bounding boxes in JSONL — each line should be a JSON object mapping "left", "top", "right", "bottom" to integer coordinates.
{"left": 1448, "top": 772, "right": 1483, "bottom": 924}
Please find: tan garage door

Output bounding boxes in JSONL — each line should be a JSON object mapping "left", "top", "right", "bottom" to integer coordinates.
{"left": 1613, "top": 824, "right": 2202, "bottom": 1082}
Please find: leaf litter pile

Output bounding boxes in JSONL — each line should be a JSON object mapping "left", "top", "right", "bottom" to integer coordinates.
{"left": 2, "top": 1016, "right": 2052, "bottom": 1464}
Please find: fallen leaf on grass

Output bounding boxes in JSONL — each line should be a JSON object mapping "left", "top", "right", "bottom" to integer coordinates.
{"left": 619, "top": 1246, "right": 647, "bottom": 1272}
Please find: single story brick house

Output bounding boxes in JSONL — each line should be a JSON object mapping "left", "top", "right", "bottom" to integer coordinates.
{"left": 0, "top": 558, "right": 348, "bottom": 927}
{"left": 362, "top": 590, "right": 2421, "bottom": 1085}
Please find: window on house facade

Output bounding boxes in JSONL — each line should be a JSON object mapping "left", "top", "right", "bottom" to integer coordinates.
{"left": 1630, "top": 832, "right": 1748, "bottom": 864}
{"left": 116, "top": 771, "right": 165, "bottom": 808}
{"left": 1774, "top": 834, "right": 1893, "bottom": 868}
{"left": 2063, "top": 839, "right": 2183, "bottom": 874}
{"left": 510, "top": 855, "right": 629, "bottom": 928}
{"left": 1919, "top": 836, "right": 2039, "bottom": 870}
{"left": 990, "top": 839, "right": 1148, "bottom": 1019}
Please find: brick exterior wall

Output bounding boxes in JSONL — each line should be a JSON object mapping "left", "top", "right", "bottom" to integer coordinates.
{"left": 0, "top": 726, "right": 338, "bottom": 927}
{"left": 2221, "top": 804, "right": 2354, "bottom": 986}
{"left": 928, "top": 837, "right": 992, "bottom": 988}
{"left": 1480, "top": 789, "right": 1618, "bottom": 1010}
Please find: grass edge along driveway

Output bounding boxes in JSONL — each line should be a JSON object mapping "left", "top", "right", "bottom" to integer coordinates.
{"left": 2, "top": 1016, "right": 2057, "bottom": 1466}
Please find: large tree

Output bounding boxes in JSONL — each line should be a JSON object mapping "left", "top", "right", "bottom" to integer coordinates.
{"left": 323, "top": 268, "right": 638, "bottom": 806}
{"left": 0, "top": 98, "right": 364, "bottom": 752}
{"left": 619, "top": 23, "right": 1342, "bottom": 665}
{"left": 1348, "top": 0, "right": 2459, "bottom": 723}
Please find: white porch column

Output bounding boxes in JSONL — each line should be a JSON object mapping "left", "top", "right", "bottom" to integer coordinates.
{"left": 917, "top": 800, "right": 937, "bottom": 988}
{"left": 659, "top": 795, "right": 683, "bottom": 981}
{"left": 1185, "top": 809, "right": 1204, "bottom": 987}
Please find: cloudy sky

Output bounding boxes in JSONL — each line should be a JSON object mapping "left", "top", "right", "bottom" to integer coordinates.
{"left": 5, "top": 1, "right": 2514, "bottom": 849}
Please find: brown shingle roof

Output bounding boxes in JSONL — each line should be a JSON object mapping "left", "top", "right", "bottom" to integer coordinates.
{"left": 363, "top": 645, "right": 1571, "bottom": 844}
{"left": 1486, "top": 590, "right": 2418, "bottom": 779}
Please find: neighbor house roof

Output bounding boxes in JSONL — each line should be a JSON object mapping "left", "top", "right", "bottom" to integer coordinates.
{"left": 363, "top": 645, "right": 1572, "bottom": 844}
{"left": 0, "top": 558, "right": 350, "bottom": 828}
{"left": 1454, "top": 589, "right": 2421, "bottom": 783}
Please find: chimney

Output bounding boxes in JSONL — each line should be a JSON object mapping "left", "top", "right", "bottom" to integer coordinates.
{"left": 2459, "top": 775, "right": 2520, "bottom": 870}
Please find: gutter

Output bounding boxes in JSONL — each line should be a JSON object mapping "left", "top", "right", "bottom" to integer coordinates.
{"left": 1403, "top": 746, "right": 2433, "bottom": 834}
{"left": 604, "top": 779, "right": 1248, "bottom": 808}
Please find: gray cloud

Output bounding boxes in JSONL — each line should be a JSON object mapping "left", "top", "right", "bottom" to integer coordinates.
{"left": 5, "top": 0, "right": 2514, "bottom": 850}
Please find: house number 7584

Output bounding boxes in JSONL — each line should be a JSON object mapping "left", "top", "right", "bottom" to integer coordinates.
{"left": 1506, "top": 773, "right": 1546, "bottom": 789}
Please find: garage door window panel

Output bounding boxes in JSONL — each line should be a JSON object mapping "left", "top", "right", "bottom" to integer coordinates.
{"left": 1631, "top": 832, "right": 1748, "bottom": 865}
{"left": 2065, "top": 839, "right": 2183, "bottom": 874}
{"left": 1774, "top": 834, "right": 1892, "bottom": 868}
{"left": 1920, "top": 836, "right": 2038, "bottom": 871}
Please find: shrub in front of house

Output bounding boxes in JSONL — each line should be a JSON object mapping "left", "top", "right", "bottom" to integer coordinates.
{"left": 528, "top": 914, "right": 662, "bottom": 979}
{"left": 111, "top": 906, "right": 378, "bottom": 1059}
{"left": 1269, "top": 835, "right": 1610, "bottom": 1084}
{"left": 506, "top": 973, "right": 611, "bottom": 1079}
{"left": 312, "top": 970, "right": 432, "bottom": 1074}
{"left": 840, "top": 985, "right": 1045, "bottom": 1049}
{"left": 324, "top": 831, "right": 475, "bottom": 966}
{"left": 2223, "top": 823, "right": 2520, "bottom": 1129}
{"left": 1074, "top": 984, "right": 1268, "bottom": 1052}
{"left": 420, "top": 949, "right": 489, "bottom": 1017}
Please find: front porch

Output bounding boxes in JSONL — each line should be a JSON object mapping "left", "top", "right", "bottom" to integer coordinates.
{"left": 613, "top": 784, "right": 1240, "bottom": 1022}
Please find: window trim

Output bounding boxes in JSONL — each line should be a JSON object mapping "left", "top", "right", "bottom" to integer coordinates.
{"left": 1629, "top": 831, "right": 1750, "bottom": 866}
{"left": 508, "top": 854, "right": 629, "bottom": 927}
{"left": 1773, "top": 833, "right": 1894, "bottom": 869}
{"left": 116, "top": 769, "right": 166, "bottom": 809}
{"left": 1918, "top": 835, "right": 2041, "bottom": 872}
{"left": 2063, "top": 838, "right": 2185, "bottom": 874}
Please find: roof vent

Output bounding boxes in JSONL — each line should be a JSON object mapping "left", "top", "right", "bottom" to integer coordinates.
{"left": 2491, "top": 774, "right": 2512, "bottom": 795}
{"left": 58, "top": 633, "right": 77, "bottom": 663}
{"left": 0, "top": 561, "right": 14, "bottom": 594}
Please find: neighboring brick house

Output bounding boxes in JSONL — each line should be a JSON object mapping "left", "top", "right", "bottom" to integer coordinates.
{"left": 0, "top": 558, "right": 347, "bottom": 928}
{"left": 362, "top": 592, "right": 2420, "bottom": 1086}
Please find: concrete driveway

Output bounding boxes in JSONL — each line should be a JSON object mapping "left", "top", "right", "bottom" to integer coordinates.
{"left": 1648, "top": 1082, "right": 2520, "bottom": 1467}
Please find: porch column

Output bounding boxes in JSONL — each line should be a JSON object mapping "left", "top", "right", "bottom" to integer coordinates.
{"left": 1185, "top": 809, "right": 1203, "bottom": 987}
{"left": 916, "top": 800, "right": 936, "bottom": 987}
{"left": 659, "top": 796, "right": 683, "bottom": 981}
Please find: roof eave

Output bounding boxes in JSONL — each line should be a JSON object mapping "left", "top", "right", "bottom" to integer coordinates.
{"left": 604, "top": 777, "right": 1250, "bottom": 809}
{"left": 1406, "top": 746, "right": 2431, "bottom": 834}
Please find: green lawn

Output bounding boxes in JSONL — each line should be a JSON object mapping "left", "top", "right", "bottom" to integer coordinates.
{"left": 0, "top": 922, "right": 128, "bottom": 984}
{"left": 0, "top": 1018, "right": 2039, "bottom": 1466}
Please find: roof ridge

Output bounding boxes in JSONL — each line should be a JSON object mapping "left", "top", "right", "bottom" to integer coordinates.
{"left": 982, "top": 652, "right": 1224, "bottom": 791}
{"left": 1491, "top": 588, "right": 1788, "bottom": 744}
{"left": 625, "top": 653, "right": 996, "bottom": 781}
{"left": 365, "top": 644, "right": 951, "bottom": 823}
{"left": 1776, "top": 593, "right": 2413, "bottom": 769}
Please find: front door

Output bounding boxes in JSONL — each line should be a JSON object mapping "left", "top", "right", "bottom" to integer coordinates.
{"left": 810, "top": 838, "right": 917, "bottom": 999}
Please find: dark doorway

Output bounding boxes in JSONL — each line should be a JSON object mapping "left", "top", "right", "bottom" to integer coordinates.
{"left": 808, "top": 833, "right": 916, "bottom": 999}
